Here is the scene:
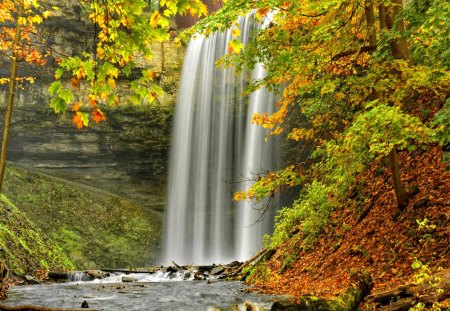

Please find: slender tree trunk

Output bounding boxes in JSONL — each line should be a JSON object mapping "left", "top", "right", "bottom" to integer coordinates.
{"left": 385, "top": 0, "right": 412, "bottom": 62}
{"left": 389, "top": 149, "right": 408, "bottom": 209}
{"left": 384, "top": 0, "right": 412, "bottom": 209}
{"left": 0, "top": 2, "right": 23, "bottom": 193}
{"left": 365, "top": 2, "right": 410, "bottom": 209}
{"left": 379, "top": 5, "right": 387, "bottom": 30}
{"left": 364, "top": 0, "right": 377, "bottom": 47}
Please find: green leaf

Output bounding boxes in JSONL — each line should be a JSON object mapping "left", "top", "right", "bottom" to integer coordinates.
{"left": 50, "top": 97, "right": 67, "bottom": 113}
{"left": 59, "top": 89, "right": 74, "bottom": 104}
{"left": 48, "top": 81, "right": 62, "bottom": 96}
{"left": 54, "top": 68, "right": 64, "bottom": 79}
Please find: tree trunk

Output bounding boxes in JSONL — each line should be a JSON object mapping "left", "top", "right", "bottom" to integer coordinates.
{"left": 385, "top": 0, "right": 412, "bottom": 62}
{"left": 0, "top": 2, "right": 23, "bottom": 193}
{"left": 364, "top": 0, "right": 377, "bottom": 47}
{"left": 384, "top": 0, "right": 412, "bottom": 209}
{"left": 389, "top": 149, "right": 408, "bottom": 209}
{"left": 379, "top": 5, "right": 387, "bottom": 30}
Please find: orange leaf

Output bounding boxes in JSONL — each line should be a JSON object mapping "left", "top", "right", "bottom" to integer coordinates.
{"left": 93, "top": 109, "right": 106, "bottom": 124}
{"left": 72, "top": 113, "right": 83, "bottom": 129}
{"left": 256, "top": 7, "right": 270, "bottom": 20}
{"left": 72, "top": 101, "right": 82, "bottom": 112}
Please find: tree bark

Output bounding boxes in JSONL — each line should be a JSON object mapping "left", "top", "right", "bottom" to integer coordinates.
{"left": 389, "top": 149, "right": 408, "bottom": 209}
{"left": 384, "top": 0, "right": 412, "bottom": 209}
{"left": 379, "top": 5, "right": 387, "bottom": 30}
{"left": 364, "top": 0, "right": 377, "bottom": 47}
{"left": 0, "top": 1, "right": 23, "bottom": 193}
{"left": 385, "top": 0, "right": 412, "bottom": 62}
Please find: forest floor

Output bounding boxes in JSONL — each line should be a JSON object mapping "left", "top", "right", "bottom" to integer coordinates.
{"left": 248, "top": 145, "right": 449, "bottom": 306}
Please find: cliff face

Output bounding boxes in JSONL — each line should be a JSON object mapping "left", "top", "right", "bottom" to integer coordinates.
{"left": 2, "top": 95, "right": 172, "bottom": 212}
{"left": 0, "top": 2, "right": 184, "bottom": 212}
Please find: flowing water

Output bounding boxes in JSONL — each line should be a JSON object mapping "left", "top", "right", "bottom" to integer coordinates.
{"left": 4, "top": 273, "right": 281, "bottom": 310}
{"left": 162, "top": 14, "right": 279, "bottom": 266}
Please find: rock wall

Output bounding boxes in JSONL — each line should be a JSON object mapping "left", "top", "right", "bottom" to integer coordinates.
{"left": 0, "top": 2, "right": 185, "bottom": 213}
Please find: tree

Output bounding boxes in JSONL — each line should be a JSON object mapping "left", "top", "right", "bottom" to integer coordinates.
{"left": 49, "top": 0, "right": 208, "bottom": 128}
{"left": 0, "top": 0, "right": 53, "bottom": 193}
{"left": 186, "top": 0, "right": 449, "bottom": 243}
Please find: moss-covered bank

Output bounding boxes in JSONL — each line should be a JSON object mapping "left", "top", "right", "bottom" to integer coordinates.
{"left": 2, "top": 165, "right": 162, "bottom": 269}
{"left": 0, "top": 195, "right": 74, "bottom": 276}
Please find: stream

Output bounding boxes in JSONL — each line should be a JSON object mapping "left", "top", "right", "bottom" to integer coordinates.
{"left": 4, "top": 272, "right": 281, "bottom": 310}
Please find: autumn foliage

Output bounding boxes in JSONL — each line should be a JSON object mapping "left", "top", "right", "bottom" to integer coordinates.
{"left": 191, "top": 0, "right": 450, "bottom": 301}
{"left": 48, "top": 0, "right": 208, "bottom": 129}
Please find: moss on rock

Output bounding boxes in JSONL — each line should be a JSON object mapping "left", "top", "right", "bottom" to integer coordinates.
{"left": 0, "top": 195, "right": 74, "bottom": 276}
{"left": 3, "top": 165, "right": 162, "bottom": 269}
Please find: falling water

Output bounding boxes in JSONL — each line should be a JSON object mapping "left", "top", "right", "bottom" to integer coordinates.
{"left": 162, "top": 14, "right": 279, "bottom": 265}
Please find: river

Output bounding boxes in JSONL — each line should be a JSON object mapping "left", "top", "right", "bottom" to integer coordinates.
{"left": 3, "top": 272, "right": 281, "bottom": 310}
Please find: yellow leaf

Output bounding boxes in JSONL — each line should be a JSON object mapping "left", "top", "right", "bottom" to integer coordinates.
{"left": 150, "top": 11, "right": 161, "bottom": 28}
{"left": 256, "top": 7, "right": 270, "bottom": 21}
{"left": 107, "top": 78, "right": 116, "bottom": 88}
{"left": 231, "top": 28, "right": 240, "bottom": 38}
{"left": 228, "top": 39, "right": 243, "bottom": 54}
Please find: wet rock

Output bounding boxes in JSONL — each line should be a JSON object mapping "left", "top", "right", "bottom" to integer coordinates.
{"left": 81, "top": 300, "right": 89, "bottom": 308}
{"left": 183, "top": 271, "right": 192, "bottom": 280}
{"left": 243, "top": 302, "right": 260, "bottom": 311}
{"left": 194, "top": 271, "right": 206, "bottom": 280}
{"left": 167, "top": 266, "right": 179, "bottom": 273}
{"left": 48, "top": 271, "right": 70, "bottom": 281}
{"left": 24, "top": 275, "right": 41, "bottom": 284}
{"left": 122, "top": 276, "right": 137, "bottom": 283}
{"left": 86, "top": 270, "right": 110, "bottom": 279}
{"left": 210, "top": 266, "right": 226, "bottom": 275}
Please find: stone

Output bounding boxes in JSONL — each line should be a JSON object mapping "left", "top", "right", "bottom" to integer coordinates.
{"left": 48, "top": 271, "right": 70, "bottom": 281}
{"left": 86, "top": 270, "right": 110, "bottom": 279}
{"left": 24, "top": 275, "right": 41, "bottom": 284}
{"left": 210, "top": 265, "right": 226, "bottom": 275}
{"left": 81, "top": 300, "right": 89, "bottom": 308}
{"left": 194, "top": 271, "right": 206, "bottom": 280}
{"left": 122, "top": 276, "right": 137, "bottom": 283}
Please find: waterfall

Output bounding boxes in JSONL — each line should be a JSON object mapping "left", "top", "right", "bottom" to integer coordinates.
{"left": 162, "top": 14, "right": 279, "bottom": 265}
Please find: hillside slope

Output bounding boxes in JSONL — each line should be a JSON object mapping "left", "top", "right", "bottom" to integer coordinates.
{"left": 3, "top": 164, "right": 162, "bottom": 269}
{"left": 0, "top": 195, "right": 74, "bottom": 277}
{"left": 247, "top": 146, "right": 449, "bottom": 301}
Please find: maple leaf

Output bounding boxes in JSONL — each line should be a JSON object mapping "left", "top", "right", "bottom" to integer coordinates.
{"left": 72, "top": 112, "right": 84, "bottom": 129}
{"left": 228, "top": 39, "right": 243, "bottom": 54}
{"left": 150, "top": 11, "right": 160, "bottom": 28}
{"left": 231, "top": 27, "right": 240, "bottom": 38}
{"left": 72, "top": 101, "right": 82, "bottom": 112}
{"left": 256, "top": 7, "right": 270, "bottom": 21}
{"left": 93, "top": 109, "right": 107, "bottom": 124}
{"left": 71, "top": 77, "right": 80, "bottom": 89}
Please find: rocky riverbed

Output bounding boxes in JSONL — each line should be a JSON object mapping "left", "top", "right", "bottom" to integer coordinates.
{"left": 3, "top": 271, "right": 282, "bottom": 311}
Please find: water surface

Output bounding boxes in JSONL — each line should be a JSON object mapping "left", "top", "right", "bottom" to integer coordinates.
{"left": 5, "top": 273, "right": 279, "bottom": 310}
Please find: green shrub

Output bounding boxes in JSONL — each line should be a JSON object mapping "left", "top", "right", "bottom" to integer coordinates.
{"left": 268, "top": 181, "right": 333, "bottom": 249}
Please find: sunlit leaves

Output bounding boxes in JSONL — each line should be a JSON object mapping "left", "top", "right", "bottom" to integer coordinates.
{"left": 327, "top": 104, "right": 432, "bottom": 181}
{"left": 48, "top": 0, "right": 207, "bottom": 128}
{"left": 231, "top": 27, "right": 241, "bottom": 38}
{"left": 256, "top": 7, "right": 270, "bottom": 21}
{"left": 72, "top": 111, "right": 89, "bottom": 129}
{"left": 191, "top": 0, "right": 449, "bottom": 221}
{"left": 93, "top": 109, "right": 107, "bottom": 124}
{"left": 228, "top": 39, "right": 243, "bottom": 54}
{"left": 0, "top": 0, "right": 53, "bottom": 81}
{"left": 234, "top": 165, "right": 301, "bottom": 202}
